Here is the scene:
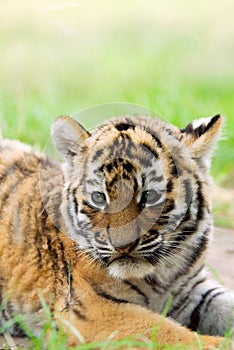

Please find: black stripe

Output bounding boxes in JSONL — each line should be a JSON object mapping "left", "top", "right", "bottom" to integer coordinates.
{"left": 0, "top": 177, "right": 21, "bottom": 204}
{"left": 47, "top": 236, "right": 57, "bottom": 258}
{"left": 146, "top": 132, "right": 162, "bottom": 148}
{"left": 151, "top": 175, "right": 164, "bottom": 183}
{"left": 100, "top": 158, "right": 136, "bottom": 177}
{"left": 193, "top": 177, "right": 205, "bottom": 222}
{"left": 191, "top": 233, "right": 208, "bottom": 261}
{"left": 182, "top": 115, "right": 221, "bottom": 138}
{"left": 70, "top": 297, "right": 87, "bottom": 321}
{"left": 161, "top": 229, "right": 208, "bottom": 286}
{"left": 66, "top": 184, "right": 72, "bottom": 201}
{"left": 93, "top": 286, "right": 129, "bottom": 304}
{"left": 187, "top": 229, "right": 208, "bottom": 258}
{"left": 112, "top": 137, "right": 132, "bottom": 159}
{"left": 188, "top": 287, "right": 220, "bottom": 331}
{"left": 70, "top": 286, "right": 87, "bottom": 320}
{"left": 0, "top": 158, "right": 33, "bottom": 183}
{"left": 82, "top": 200, "right": 99, "bottom": 212}
{"left": 0, "top": 176, "right": 30, "bottom": 220}
{"left": 180, "top": 210, "right": 191, "bottom": 224}
{"left": 204, "top": 115, "right": 221, "bottom": 132}
{"left": 106, "top": 224, "right": 111, "bottom": 243}
{"left": 115, "top": 122, "right": 163, "bottom": 151}
{"left": 2, "top": 302, "right": 27, "bottom": 337}
{"left": 172, "top": 225, "right": 196, "bottom": 245}
{"left": 107, "top": 174, "right": 118, "bottom": 189}
{"left": 170, "top": 269, "right": 205, "bottom": 313}
{"left": 66, "top": 190, "right": 79, "bottom": 227}
{"left": 12, "top": 323, "right": 27, "bottom": 337}
{"left": 120, "top": 132, "right": 131, "bottom": 139}
{"left": 40, "top": 156, "right": 56, "bottom": 170}
{"left": 124, "top": 142, "right": 134, "bottom": 159}
{"left": 138, "top": 156, "right": 152, "bottom": 168}
{"left": 68, "top": 187, "right": 77, "bottom": 214}
{"left": 137, "top": 146, "right": 153, "bottom": 167}
{"left": 122, "top": 160, "right": 136, "bottom": 173}
{"left": 133, "top": 177, "right": 138, "bottom": 193}
{"left": 46, "top": 234, "right": 70, "bottom": 288}
{"left": 181, "top": 123, "right": 193, "bottom": 134}
{"left": 140, "top": 142, "right": 159, "bottom": 160}
{"left": 106, "top": 162, "right": 114, "bottom": 173}
{"left": 72, "top": 188, "right": 79, "bottom": 215}
{"left": 155, "top": 215, "right": 169, "bottom": 226}
{"left": 35, "top": 205, "right": 48, "bottom": 268}
{"left": 94, "top": 232, "right": 109, "bottom": 248}
{"left": 59, "top": 239, "right": 70, "bottom": 286}
{"left": 169, "top": 278, "right": 206, "bottom": 317}
{"left": 124, "top": 281, "right": 149, "bottom": 306}
{"left": 162, "top": 198, "right": 175, "bottom": 214}
{"left": 166, "top": 180, "right": 174, "bottom": 193}
{"left": 115, "top": 123, "right": 135, "bottom": 131}
{"left": 92, "top": 149, "right": 104, "bottom": 163}
{"left": 170, "top": 154, "right": 183, "bottom": 177}
{"left": 2, "top": 307, "right": 11, "bottom": 321}
{"left": 202, "top": 291, "right": 226, "bottom": 315}
{"left": 144, "top": 275, "right": 165, "bottom": 294}
{"left": 72, "top": 307, "right": 87, "bottom": 320}
{"left": 148, "top": 169, "right": 157, "bottom": 177}
{"left": 170, "top": 163, "right": 178, "bottom": 177}
{"left": 142, "top": 230, "right": 159, "bottom": 244}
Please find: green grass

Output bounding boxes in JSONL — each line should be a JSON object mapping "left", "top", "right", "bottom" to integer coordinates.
{"left": 0, "top": 1, "right": 234, "bottom": 187}
{"left": 1, "top": 291, "right": 233, "bottom": 350}
{"left": 1, "top": 306, "right": 232, "bottom": 350}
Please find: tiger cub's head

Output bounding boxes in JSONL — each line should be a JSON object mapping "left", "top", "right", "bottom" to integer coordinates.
{"left": 52, "top": 114, "right": 223, "bottom": 279}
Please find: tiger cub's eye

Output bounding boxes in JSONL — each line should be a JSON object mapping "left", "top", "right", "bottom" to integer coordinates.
{"left": 91, "top": 191, "right": 107, "bottom": 207}
{"left": 141, "top": 190, "right": 161, "bottom": 206}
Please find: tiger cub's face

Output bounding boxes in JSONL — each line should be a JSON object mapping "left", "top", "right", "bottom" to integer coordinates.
{"left": 52, "top": 114, "right": 222, "bottom": 279}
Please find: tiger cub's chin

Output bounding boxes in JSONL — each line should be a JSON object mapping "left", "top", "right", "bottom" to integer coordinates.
{"left": 107, "top": 259, "right": 155, "bottom": 279}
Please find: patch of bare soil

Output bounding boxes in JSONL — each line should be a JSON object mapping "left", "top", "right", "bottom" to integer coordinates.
{"left": 212, "top": 186, "right": 234, "bottom": 229}
{"left": 207, "top": 227, "right": 234, "bottom": 290}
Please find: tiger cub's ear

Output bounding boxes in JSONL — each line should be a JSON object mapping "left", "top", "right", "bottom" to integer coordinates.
{"left": 51, "top": 116, "right": 90, "bottom": 157}
{"left": 180, "top": 114, "right": 223, "bottom": 170}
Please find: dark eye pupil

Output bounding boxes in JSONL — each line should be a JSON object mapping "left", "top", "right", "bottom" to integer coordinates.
{"left": 142, "top": 190, "right": 160, "bottom": 206}
{"left": 91, "top": 192, "right": 106, "bottom": 206}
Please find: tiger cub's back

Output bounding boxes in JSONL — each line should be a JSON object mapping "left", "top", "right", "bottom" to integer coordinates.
{"left": 0, "top": 139, "right": 68, "bottom": 320}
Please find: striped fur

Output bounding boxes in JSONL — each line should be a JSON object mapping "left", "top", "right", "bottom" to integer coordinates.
{"left": 0, "top": 115, "right": 232, "bottom": 348}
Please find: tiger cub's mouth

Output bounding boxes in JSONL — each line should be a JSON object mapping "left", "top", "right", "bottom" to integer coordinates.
{"left": 106, "top": 254, "right": 155, "bottom": 279}
{"left": 108, "top": 254, "right": 140, "bottom": 265}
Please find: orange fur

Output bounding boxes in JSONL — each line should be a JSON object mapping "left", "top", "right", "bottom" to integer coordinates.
{"left": 0, "top": 131, "right": 228, "bottom": 349}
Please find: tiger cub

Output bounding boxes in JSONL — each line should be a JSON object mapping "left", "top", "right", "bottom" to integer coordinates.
{"left": 0, "top": 114, "right": 233, "bottom": 349}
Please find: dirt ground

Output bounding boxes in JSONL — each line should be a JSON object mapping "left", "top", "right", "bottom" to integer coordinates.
{"left": 207, "top": 227, "right": 234, "bottom": 290}
{"left": 0, "top": 227, "right": 234, "bottom": 349}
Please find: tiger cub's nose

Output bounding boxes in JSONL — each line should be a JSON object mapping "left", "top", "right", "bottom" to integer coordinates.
{"left": 115, "top": 239, "right": 139, "bottom": 254}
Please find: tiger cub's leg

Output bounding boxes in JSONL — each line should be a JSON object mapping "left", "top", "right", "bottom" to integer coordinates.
{"left": 55, "top": 278, "right": 227, "bottom": 349}
{"left": 59, "top": 301, "right": 226, "bottom": 349}
{"left": 170, "top": 278, "right": 234, "bottom": 337}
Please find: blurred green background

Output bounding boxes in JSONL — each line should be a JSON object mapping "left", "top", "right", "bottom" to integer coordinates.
{"left": 0, "top": 0, "right": 234, "bottom": 190}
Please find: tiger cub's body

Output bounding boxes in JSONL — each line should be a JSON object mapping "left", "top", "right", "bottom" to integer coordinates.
{"left": 0, "top": 114, "right": 233, "bottom": 348}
